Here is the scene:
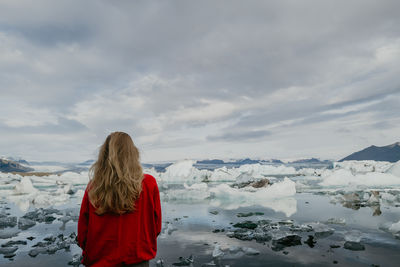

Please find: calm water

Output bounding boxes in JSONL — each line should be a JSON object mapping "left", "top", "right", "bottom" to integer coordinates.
{"left": 1, "top": 182, "right": 400, "bottom": 267}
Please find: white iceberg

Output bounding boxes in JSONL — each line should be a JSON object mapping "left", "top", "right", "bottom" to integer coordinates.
{"left": 387, "top": 160, "right": 400, "bottom": 177}
{"left": 14, "top": 177, "right": 38, "bottom": 195}
{"left": 334, "top": 160, "right": 393, "bottom": 174}
{"left": 319, "top": 169, "right": 400, "bottom": 187}
{"left": 209, "top": 178, "right": 297, "bottom": 216}
{"left": 160, "top": 160, "right": 209, "bottom": 182}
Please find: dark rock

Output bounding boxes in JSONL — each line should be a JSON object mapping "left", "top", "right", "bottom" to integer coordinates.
{"left": 237, "top": 212, "right": 264, "bottom": 217}
{"left": 344, "top": 241, "right": 365, "bottom": 251}
{"left": 28, "top": 247, "right": 47, "bottom": 257}
{"left": 209, "top": 211, "right": 218, "bottom": 215}
{"left": 0, "top": 216, "right": 17, "bottom": 229}
{"left": 227, "top": 229, "right": 254, "bottom": 241}
{"left": 330, "top": 244, "right": 341, "bottom": 249}
{"left": 44, "top": 215, "right": 56, "bottom": 223}
{"left": 250, "top": 179, "right": 270, "bottom": 188}
{"left": 172, "top": 255, "right": 194, "bottom": 266}
{"left": 0, "top": 246, "right": 18, "bottom": 255}
{"left": 1, "top": 240, "right": 27, "bottom": 247}
{"left": 27, "top": 236, "right": 35, "bottom": 241}
{"left": 305, "top": 235, "right": 316, "bottom": 248}
{"left": 43, "top": 235, "right": 56, "bottom": 242}
{"left": 272, "top": 235, "right": 302, "bottom": 251}
{"left": 18, "top": 217, "right": 36, "bottom": 230}
{"left": 233, "top": 221, "right": 258, "bottom": 229}
{"left": 253, "top": 231, "right": 272, "bottom": 242}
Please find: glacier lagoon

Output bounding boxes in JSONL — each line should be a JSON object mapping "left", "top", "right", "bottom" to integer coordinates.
{"left": 1, "top": 160, "right": 400, "bottom": 266}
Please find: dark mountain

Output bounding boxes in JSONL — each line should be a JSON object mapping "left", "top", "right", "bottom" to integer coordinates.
{"left": 196, "top": 159, "right": 225, "bottom": 164}
{"left": 339, "top": 142, "right": 400, "bottom": 162}
{"left": 290, "top": 158, "right": 331, "bottom": 164}
{"left": 0, "top": 158, "right": 34, "bottom": 172}
{"left": 231, "top": 158, "right": 260, "bottom": 164}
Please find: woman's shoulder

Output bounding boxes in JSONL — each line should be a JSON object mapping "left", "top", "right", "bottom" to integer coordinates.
{"left": 142, "top": 173, "right": 158, "bottom": 186}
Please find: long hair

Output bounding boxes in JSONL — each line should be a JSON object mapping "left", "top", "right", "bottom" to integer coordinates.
{"left": 88, "top": 132, "right": 143, "bottom": 215}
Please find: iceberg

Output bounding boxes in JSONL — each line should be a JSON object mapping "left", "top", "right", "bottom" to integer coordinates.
{"left": 159, "top": 160, "right": 209, "bottom": 183}
{"left": 209, "top": 178, "right": 297, "bottom": 216}
{"left": 389, "top": 220, "right": 400, "bottom": 234}
{"left": 387, "top": 160, "right": 400, "bottom": 177}
{"left": 334, "top": 160, "right": 393, "bottom": 174}
{"left": 319, "top": 169, "right": 400, "bottom": 187}
{"left": 14, "top": 177, "right": 38, "bottom": 195}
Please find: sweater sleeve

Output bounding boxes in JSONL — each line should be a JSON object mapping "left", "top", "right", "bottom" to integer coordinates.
{"left": 77, "top": 189, "right": 89, "bottom": 249}
{"left": 153, "top": 182, "right": 162, "bottom": 236}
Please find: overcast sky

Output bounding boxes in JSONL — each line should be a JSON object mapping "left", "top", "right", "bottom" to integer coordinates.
{"left": 0, "top": 0, "right": 399, "bottom": 163}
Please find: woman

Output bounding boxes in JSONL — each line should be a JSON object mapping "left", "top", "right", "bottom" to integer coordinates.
{"left": 77, "top": 132, "right": 162, "bottom": 267}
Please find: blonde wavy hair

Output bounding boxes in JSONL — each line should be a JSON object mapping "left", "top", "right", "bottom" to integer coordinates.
{"left": 88, "top": 132, "right": 143, "bottom": 215}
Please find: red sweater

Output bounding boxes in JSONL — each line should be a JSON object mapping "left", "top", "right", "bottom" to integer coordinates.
{"left": 77, "top": 174, "right": 162, "bottom": 267}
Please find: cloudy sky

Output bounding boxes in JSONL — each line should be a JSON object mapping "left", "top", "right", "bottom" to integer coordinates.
{"left": 0, "top": 0, "right": 399, "bottom": 163}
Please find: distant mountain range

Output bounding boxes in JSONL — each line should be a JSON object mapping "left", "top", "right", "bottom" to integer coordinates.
{"left": 0, "top": 158, "right": 34, "bottom": 172}
{"left": 340, "top": 142, "right": 400, "bottom": 162}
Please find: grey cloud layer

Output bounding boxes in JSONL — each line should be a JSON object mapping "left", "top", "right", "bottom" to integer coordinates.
{"left": 0, "top": 0, "right": 399, "bottom": 161}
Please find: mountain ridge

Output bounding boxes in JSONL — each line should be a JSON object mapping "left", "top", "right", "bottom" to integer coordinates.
{"left": 340, "top": 142, "right": 400, "bottom": 162}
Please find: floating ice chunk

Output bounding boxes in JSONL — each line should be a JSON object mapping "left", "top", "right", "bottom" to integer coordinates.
{"left": 241, "top": 247, "right": 260, "bottom": 255}
{"left": 209, "top": 166, "right": 236, "bottom": 182}
{"left": 33, "top": 193, "right": 70, "bottom": 207}
{"left": 324, "top": 218, "right": 346, "bottom": 225}
{"left": 307, "top": 222, "right": 334, "bottom": 238}
{"left": 160, "top": 160, "right": 209, "bottom": 182}
{"left": 344, "top": 230, "right": 363, "bottom": 242}
{"left": 210, "top": 178, "right": 296, "bottom": 200}
{"left": 386, "top": 160, "right": 400, "bottom": 177}
{"left": 57, "top": 171, "right": 89, "bottom": 185}
{"left": 320, "top": 169, "right": 400, "bottom": 187}
{"left": 14, "top": 177, "right": 37, "bottom": 195}
{"left": 210, "top": 178, "right": 297, "bottom": 216}
{"left": 163, "top": 183, "right": 210, "bottom": 201}
{"left": 212, "top": 244, "right": 224, "bottom": 258}
{"left": 183, "top": 182, "right": 208, "bottom": 190}
{"left": 334, "top": 160, "right": 393, "bottom": 174}
{"left": 380, "top": 192, "right": 396, "bottom": 202}
{"left": 389, "top": 220, "right": 400, "bottom": 233}
{"left": 367, "top": 191, "right": 380, "bottom": 204}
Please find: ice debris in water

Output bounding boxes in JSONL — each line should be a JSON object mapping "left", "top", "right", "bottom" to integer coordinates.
{"left": 389, "top": 220, "right": 400, "bottom": 234}
{"left": 212, "top": 243, "right": 260, "bottom": 259}
{"left": 28, "top": 232, "right": 77, "bottom": 257}
{"left": 344, "top": 230, "right": 363, "bottom": 242}
{"left": 14, "top": 177, "right": 38, "bottom": 195}
{"left": 212, "top": 244, "right": 224, "bottom": 258}
{"left": 324, "top": 218, "right": 346, "bottom": 225}
{"left": 307, "top": 223, "right": 334, "bottom": 238}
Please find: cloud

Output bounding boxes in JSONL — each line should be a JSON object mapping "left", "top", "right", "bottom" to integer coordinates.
{"left": 207, "top": 130, "right": 271, "bottom": 142}
{"left": 0, "top": 0, "right": 399, "bottom": 161}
